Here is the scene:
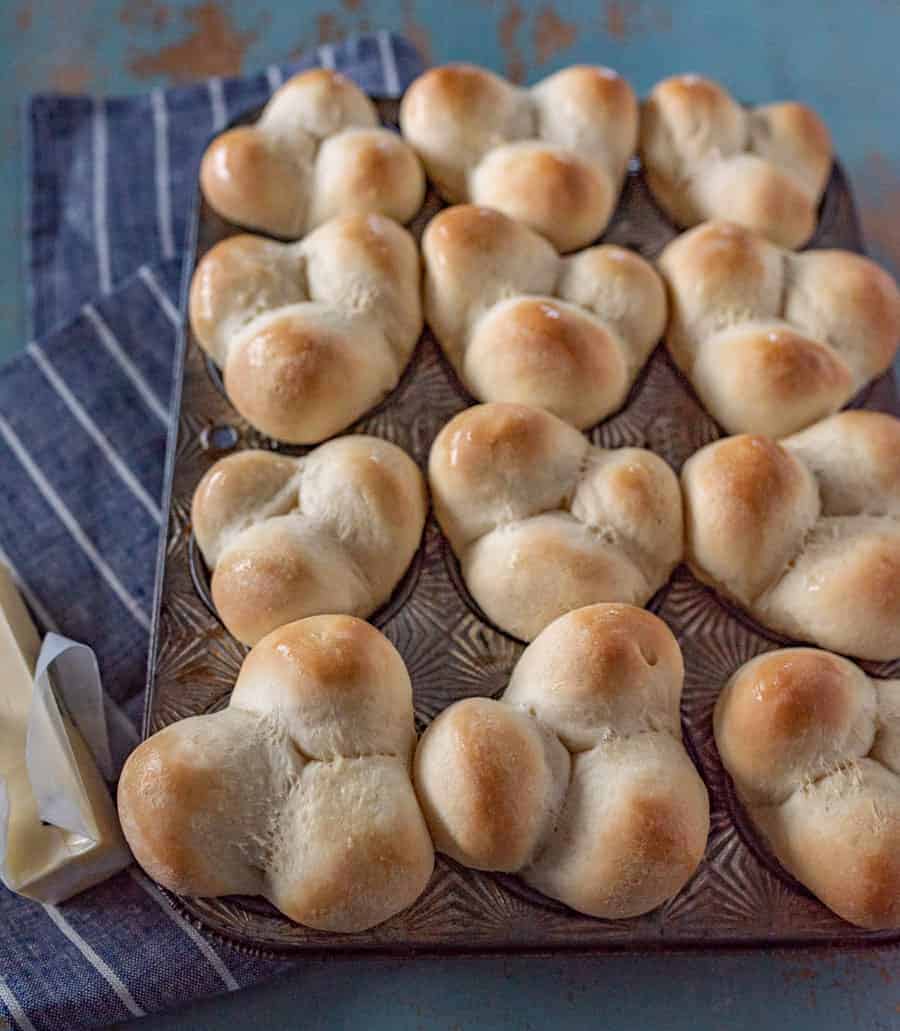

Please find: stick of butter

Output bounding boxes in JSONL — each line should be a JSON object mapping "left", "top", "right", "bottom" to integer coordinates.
{"left": 0, "top": 564, "right": 130, "bottom": 902}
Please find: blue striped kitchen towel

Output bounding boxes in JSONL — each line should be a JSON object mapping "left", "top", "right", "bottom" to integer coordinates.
{"left": 0, "top": 32, "right": 424, "bottom": 1031}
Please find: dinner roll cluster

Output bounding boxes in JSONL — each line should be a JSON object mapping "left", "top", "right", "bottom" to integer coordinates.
{"left": 118, "top": 616, "right": 434, "bottom": 932}
{"left": 415, "top": 604, "right": 710, "bottom": 918}
{"left": 640, "top": 75, "right": 832, "bottom": 247}
{"left": 423, "top": 205, "right": 666, "bottom": 428}
{"left": 192, "top": 437, "right": 427, "bottom": 646}
{"left": 658, "top": 221, "right": 900, "bottom": 438}
{"left": 682, "top": 410, "right": 900, "bottom": 662}
{"left": 189, "top": 213, "right": 422, "bottom": 443}
{"left": 429, "top": 403, "right": 683, "bottom": 641}
{"left": 400, "top": 64, "right": 637, "bottom": 252}
{"left": 715, "top": 648, "right": 900, "bottom": 929}
{"left": 200, "top": 69, "right": 424, "bottom": 237}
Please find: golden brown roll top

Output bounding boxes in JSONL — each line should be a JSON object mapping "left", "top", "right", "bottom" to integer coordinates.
{"left": 682, "top": 411, "right": 900, "bottom": 661}
{"left": 658, "top": 220, "right": 900, "bottom": 438}
{"left": 118, "top": 616, "right": 434, "bottom": 932}
{"left": 423, "top": 205, "right": 666, "bottom": 429}
{"left": 401, "top": 64, "right": 638, "bottom": 252}
{"left": 414, "top": 604, "right": 710, "bottom": 918}
{"left": 192, "top": 436, "right": 427, "bottom": 645}
{"left": 188, "top": 213, "right": 422, "bottom": 444}
{"left": 200, "top": 69, "right": 424, "bottom": 236}
{"left": 640, "top": 74, "right": 832, "bottom": 247}
{"left": 715, "top": 648, "right": 900, "bottom": 929}
{"left": 429, "top": 403, "right": 683, "bottom": 641}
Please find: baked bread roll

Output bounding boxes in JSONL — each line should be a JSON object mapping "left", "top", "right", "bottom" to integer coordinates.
{"left": 189, "top": 213, "right": 422, "bottom": 444}
{"left": 414, "top": 604, "right": 710, "bottom": 918}
{"left": 658, "top": 221, "right": 900, "bottom": 438}
{"left": 682, "top": 410, "right": 900, "bottom": 661}
{"left": 200, "top": 69, "right": 424, "bottom": 236}
{"left": 400, "top": 64, "right": 637, "bottom": 252}
{"left": 118, "top": 615, "right": 434, "bottom": 933}
{"left": 429, "top": 403, "right": 683, "bottom": 640}
{"left": 640, "top": 75, "right": 831, "bottom": 247}
{"left": 422, "top": 205, "right": 666, "bottom": 428}
{"left": 192, "top": 437, "right": 427, "bottom": 645}
{"left": 715, "top": 648, "right": 900, "bottom": 929}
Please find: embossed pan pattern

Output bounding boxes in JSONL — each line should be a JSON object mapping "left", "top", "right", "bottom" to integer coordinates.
{"left": 145, "top": 96, "right": 900, "bottom": 953}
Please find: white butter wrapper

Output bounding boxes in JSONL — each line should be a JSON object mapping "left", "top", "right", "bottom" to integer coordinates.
{"left": 0, "top": 569, "right": 130, "bottom": 903}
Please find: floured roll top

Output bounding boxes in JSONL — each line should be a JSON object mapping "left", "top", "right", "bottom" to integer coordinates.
{"left": 118, "top": 616, "right": 435, "bottom": 932}
{"left": 192, "top": 437, "right": 427, "bottom": 645}
{"left": 428, "top": 403, "right": 683, "bottom": 641}
{"left": 414, "top": 604, "right": 710, "bottom": 918}
{"left": 640, "top": 75, "right": 832, "bottom": 247}
{"left": 658, "top": 221, "right": 900, "bottom": 438}
{"left": 682, "top": 410, "right": 900, "bottom": 661}
{"left": 715, "top": 648, "right": 900, "bottom": 929}
{"left": 189, "top": 213, "right": 422, "bottom": 443}
{"left": 422, "top": 205, "right": 666, "bottom": 428}
{"left": 200, "top": 69, "right": 425, "bottom": 236}
{"left": 400, "top": 64, "right": 638, "bottom": 252}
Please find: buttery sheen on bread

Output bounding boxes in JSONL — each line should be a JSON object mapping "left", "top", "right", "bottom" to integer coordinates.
{"left": 423, "top": 205, "right": 666, "bottom": 428}
{"left": 715, "top": 648, "right": 900, "bottom": 929}
{"left": 118, "top": 616, "right": 434, "bottom": 932}
{"left": 192, "top": 437, "right": 427, "bottom": 645}
{"left": 640, "top": 74, "right": 832, "bottom": 247}
{"left": 415, "top": 604, "right": 710, "bottom": 918}
{"left": 400, "top": 64, "right": 637, "bottom": 252}
{"left": 429, "top": 403, "right": 683, "bottom": 640}
{"left": 200, "top": 68, "right": 424, "bottom": 236}
{"left": 658, "top": 221, "right": 900, "bottom": 438}
{"left": 189, "top": 213, "right": 422, "bottom": 444}
{"left": 682, "top": 411, "right": 900, "bottom": 661}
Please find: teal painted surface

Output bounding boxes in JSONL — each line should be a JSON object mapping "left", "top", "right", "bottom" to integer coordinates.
{"left": 3, "top": 2, "right": 899, "bottom": 1027}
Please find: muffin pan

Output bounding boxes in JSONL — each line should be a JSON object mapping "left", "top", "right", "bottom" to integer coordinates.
{"left": 145, "top": 95, "right": 900, "bottom": 952}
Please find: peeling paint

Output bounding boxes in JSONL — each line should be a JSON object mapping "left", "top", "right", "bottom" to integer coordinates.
{"left": 128, "top": 2, "right": 258, "bottom": 81}
{"left": 401, "top": 1, "right": 433, "bottom": 64}
{"left": 534, "top": 6, "right": 577, "bottom": 64}
{"left": 119, "top": 0, "right": 170, "bottom": 30}
{"left": 15, "top": 2, "right": 32, "bottom": 32}
{"left": 858, "top": 151, "right": 900, "bottom": 277}
{"left": 498, "top": 0, "right": 525, "bottom": 82}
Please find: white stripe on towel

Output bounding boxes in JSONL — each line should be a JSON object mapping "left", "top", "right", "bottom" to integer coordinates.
{"left": 82, "top": 305, "right": 169, "bottom": 426}
{"left": 208, "top": 77, "right": 228, "bottom": 131}
{"left": 0, "top": 976, "right": 38, "bottom": 1031}
{"left": 266, "top": 64, "right": 284, "bottom": 93}
{"left": 128, "top": 869, "right": 240, "bottom": 992}
{"left": 138, "top": 266, "right": 180, "bottom": 328}
{"left": 92, "top": 98, "right": 112, "bottom": 294}
{"left": 318, "top": 44, "right": 336, "bottom": 70}
{"left": 376, "top": 31, "right": 400, "bottom": 96}
{"left": 0, "top": 416, "right": 151, "bottom": 633}
{"left": 150, "top": 89, "right": 176, "bottom": 261}
{"left": 27, "top": 342, "right": 162, "bottom": 523}
{"left": 42, "top": 904, "right": 145, "bottom": 1018}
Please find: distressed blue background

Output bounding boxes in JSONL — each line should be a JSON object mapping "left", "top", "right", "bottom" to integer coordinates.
{"left": 2, "top": 2, "right": 898, "bottom": 1027}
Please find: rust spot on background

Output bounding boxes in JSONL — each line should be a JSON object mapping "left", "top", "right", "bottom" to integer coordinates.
{"left": 51, "top": 63, "right": 92, "bottom": 92}
{"left": 128, "top": 2, "right": 258, "bottom": 81}
{"left": 317, "top": 12, "right": 341, "bottom": 44}
{"left": 401, "top": 1, "right": 433, "bottom": 63}
{"left": 604, "top": 1, "right": 669, "bottom": 39}
{"left": 120, "top": 0, "right": 170, "bottom": 29}
{"left": 534, "top": 6, "right": 577, "bottom": 64}
{"left": 858, "top": 151, "right": 900, "bottom": 276}
{"left": 498, "top": 0, "right": 525, "bottom": 82}
{"left": 605, "top": 1, "right": 634, "bottom": 40}
{"left": 15, "top": 2, "right": 32, "bottom": 31}
{"left": 342, "top": 0, "right": 362, "bottom": 8}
